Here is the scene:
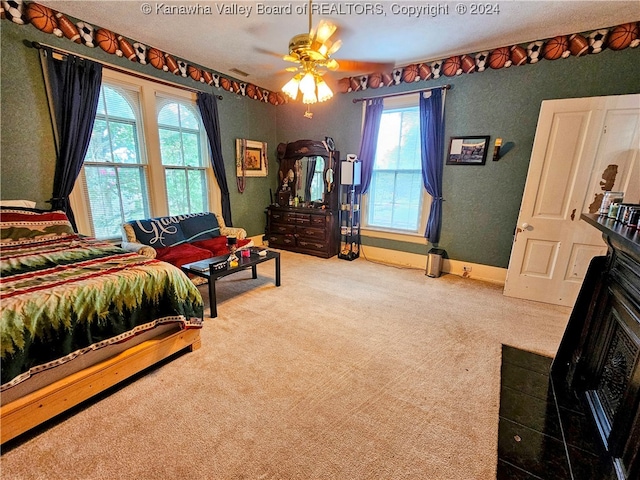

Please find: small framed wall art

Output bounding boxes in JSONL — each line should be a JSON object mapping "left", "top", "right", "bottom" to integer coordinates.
{"left": 446, "top": 136, "right": 490, "bottom": 165}
{"left": 236, "top": 139, "right": 268, "bottom": 177}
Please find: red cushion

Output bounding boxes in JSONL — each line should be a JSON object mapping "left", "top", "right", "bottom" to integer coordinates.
{"left": 155, "top": 243, "right": 212, "bottom": 267}
{"left": 191, "top": 236, "right": 228, "bottom": 255}
{"left": 192, "top": 237, "right": 251, "bottom": 257}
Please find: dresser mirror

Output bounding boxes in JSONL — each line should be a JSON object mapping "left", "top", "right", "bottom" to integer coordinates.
{"left": 294, "top": 156, "right": 325, "bottom": 203}
{"left": 276, "top": 139, "right": 339, "bottom": 210}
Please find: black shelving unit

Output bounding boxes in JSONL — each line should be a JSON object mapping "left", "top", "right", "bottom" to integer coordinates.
{"left": 338, "top": 160, "right": 361, "bottom": 261}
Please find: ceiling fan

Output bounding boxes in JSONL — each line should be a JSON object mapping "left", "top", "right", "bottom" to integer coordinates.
{"left": 279, "top": 0, "right": 392, "bottom": 105}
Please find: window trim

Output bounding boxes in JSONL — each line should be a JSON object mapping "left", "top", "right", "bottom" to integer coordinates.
{"left": 361, "top": 94, "right": 431, "bottom": 240}
{"left": 70, "top": 69, "right": 221, "bottom": 239}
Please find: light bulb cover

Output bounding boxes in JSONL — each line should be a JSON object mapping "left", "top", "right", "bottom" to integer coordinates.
{"left": 314, "top": 20, "right": 337, "bottom": 44}
{"left": 299, "top": 72, "right": 316, "bottom": 95}
{"left": 282, "top": 75, "right": 301, "bottom": 100}
{"left": 316, "top": 77, "right": 333, "bottom": 102}
{"left": 302, "top": 89, "right": 317, "bottom": 104}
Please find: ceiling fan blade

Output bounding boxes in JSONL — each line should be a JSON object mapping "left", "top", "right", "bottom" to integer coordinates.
{"left": 334, "top": 59, "right": 395, "bottom": 73}
{"left": 255, "top": 46, "right": 286, "bottom": 59}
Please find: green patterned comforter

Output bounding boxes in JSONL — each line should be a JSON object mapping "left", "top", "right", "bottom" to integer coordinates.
{"left": 0, "top": 235, "right": 203, "bottom": 389}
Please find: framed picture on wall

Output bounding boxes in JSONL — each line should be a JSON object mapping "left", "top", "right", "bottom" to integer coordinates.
{"left": 446, "top": 136, "right": 490, "bottom": 165}
{"left": 236, "top": 139, "right": 268, "bottom": 177}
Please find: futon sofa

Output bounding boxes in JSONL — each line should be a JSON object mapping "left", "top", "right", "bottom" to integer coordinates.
{"left": 122, "top": 212, "right": 252, "bottom": 268}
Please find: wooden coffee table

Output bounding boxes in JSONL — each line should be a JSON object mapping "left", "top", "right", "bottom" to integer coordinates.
{"left": 181, "top": 249, "right": 280, "bottom": 318}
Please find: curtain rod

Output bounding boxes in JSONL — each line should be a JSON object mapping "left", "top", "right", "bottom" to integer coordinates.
{"left": 31, "top": 41, "right": 223, "bottom": 100}
{"left": 351, "top": 84, "right": 451, "bottom": 103}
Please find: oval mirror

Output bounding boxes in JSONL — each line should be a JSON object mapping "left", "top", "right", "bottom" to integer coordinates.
{"left": 325, "top": 168, "right": 334, "bottom": 192}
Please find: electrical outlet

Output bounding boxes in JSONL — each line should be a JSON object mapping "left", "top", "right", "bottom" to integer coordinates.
{"left": 463, "top": 265, "right": 472, "bottom": 273}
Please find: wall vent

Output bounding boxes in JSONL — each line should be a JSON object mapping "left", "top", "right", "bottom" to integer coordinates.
{"left": 229, "top": 68, "right": 250, "bottom": 78}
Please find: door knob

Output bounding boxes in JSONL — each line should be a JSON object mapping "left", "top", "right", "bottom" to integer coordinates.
{"left": 521, "top": 223, "right": 530, "bottom": 229}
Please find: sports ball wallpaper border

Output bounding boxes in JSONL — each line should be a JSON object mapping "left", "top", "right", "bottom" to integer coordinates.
{"left": 338, "top": 23, "right": 639, "bottom": 93}
{"left": 1, "top": 0, "right": 288, "bottom": 105}
{"left": 2, "top": 1, "right": 638, "bottom": 103}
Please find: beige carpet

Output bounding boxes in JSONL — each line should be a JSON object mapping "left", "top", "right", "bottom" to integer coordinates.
{"left": 0, "top": 250, "right": 570, "bottom": 479}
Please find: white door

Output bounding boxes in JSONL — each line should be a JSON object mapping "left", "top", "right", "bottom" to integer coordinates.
{"left": 504, "top": 94, "right": 640, "bottom": 307}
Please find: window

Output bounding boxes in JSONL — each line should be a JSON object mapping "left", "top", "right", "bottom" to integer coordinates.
{"left": 83, "top": 84, "right": 150, "bottom": 239}
{"left": 157, "top": 100, "right": 208, "bottom": 216}
{"left": 366, "top": 100, "right": 424, "bottom": 233}
{"left": 72, "top": 70, "right": 217, "bottom": 240}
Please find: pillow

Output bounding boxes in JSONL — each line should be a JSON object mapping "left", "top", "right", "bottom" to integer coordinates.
{"left": 127, "top": 217, "right": 186, "bottom": 248}
{"left": 0, "top": 209, "right": 76, "bottom": 244}
{"left": 179, "top": 212, "right": 220, "bottom": 242}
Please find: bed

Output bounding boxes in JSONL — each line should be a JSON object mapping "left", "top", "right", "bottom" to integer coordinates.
{"left": 0, "top": 207, "right": 204, "bottom": 444}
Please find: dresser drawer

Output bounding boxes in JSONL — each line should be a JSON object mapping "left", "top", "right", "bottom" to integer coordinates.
{"left": 270, "top": 211, "right": 296, "bottom": 224}
{"left": 297, "top": 239, "right": 328, "bottom": 253}
{"left": 297, "top": 226, "right": 326, "bottom": 241}
{"left": 271, "top": 223, "right": 296, "bottom": 235}
{"left": 270, "top": 211, "right": 285, "bottom": 223}
{"left": 310, "top": 215, "right": 326, "bottom": 228}
{"left": 268, "top": 234, "right": 295, "bottom": 247}
{"left": 295, "top": 213, "right": 311, "bottom": 226}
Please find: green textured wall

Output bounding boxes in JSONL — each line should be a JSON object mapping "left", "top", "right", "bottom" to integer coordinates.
{"left": 302, "top": 47, "right": 640, "bottom": 268}
{"left": 2, "top": 17, "right": 639, "bottom": 268}
{"left": 1, "top": 23, "right": 57, "bottom": 207}
{"left": 0, "top": 20, "right": 278, "bottom": 236}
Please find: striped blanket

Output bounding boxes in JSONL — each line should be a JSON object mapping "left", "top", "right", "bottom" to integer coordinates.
{"left": 1, "top": 211, "right": 203, "bottom": 390}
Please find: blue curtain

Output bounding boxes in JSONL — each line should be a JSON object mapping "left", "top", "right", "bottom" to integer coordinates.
{"left": 419, "top": 89, "right": 445, "bottom": 243}
{"left": 44, "top": 48, "right": 102, "bottom": 230}
{"left": 196, "top": 92, "right": 233, "bottom": 226}
{"left": 357, "top": 98, "right": 384, "bottom": 194}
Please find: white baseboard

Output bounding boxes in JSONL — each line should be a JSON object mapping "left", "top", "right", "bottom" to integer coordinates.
{"left": 359, "top": 245, "right": 507, "bottom": 286}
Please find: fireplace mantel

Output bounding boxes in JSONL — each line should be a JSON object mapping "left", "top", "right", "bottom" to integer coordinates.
{"left": 552, "top": 214, "right": 639, "bottom": 480}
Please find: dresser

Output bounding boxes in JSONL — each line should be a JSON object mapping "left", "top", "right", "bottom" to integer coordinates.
{"left": 552, "top": 214, "right": 640, "bottom": 480}
{"left": 266, "top": 206, "right": 339, "bottom": 258}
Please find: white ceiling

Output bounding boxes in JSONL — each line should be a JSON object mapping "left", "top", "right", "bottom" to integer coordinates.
{"left": 39, "top": 1, "right": 640, "bottom": 91}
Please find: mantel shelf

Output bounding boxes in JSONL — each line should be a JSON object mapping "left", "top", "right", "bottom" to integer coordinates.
{"left": 581, "top": 213, "right": 640, "bottom": 257}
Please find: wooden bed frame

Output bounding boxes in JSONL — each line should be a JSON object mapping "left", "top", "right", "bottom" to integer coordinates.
{"left": 1, "top": 327, "right": 201, "bottom": 444}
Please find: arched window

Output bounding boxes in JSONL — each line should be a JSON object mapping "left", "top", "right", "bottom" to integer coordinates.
{"left": 157, "top": 100, "right": 208, "bottom": 216}
{"left": 83, "top": 84, "right": 150, "bottom": 239}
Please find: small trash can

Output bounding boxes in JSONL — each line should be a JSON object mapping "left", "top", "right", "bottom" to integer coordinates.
{"left": 426, "top": 248, "right": 446, "bottom": 278}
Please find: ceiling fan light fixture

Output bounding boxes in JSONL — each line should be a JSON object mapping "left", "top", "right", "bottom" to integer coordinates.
{"left": 299, "top": 71, "right": 316, "bottom": 95}
{"left": 317, "top": 43, "right": 329, "bottom": 57}
{"left": 302, "top": 89, "right": 318, "bottom": 104}
{"left": 316, "top": 77, "right": 333, "bottom": 102}
{"left": 314, "top": 20, "right": 337, "bottom": 45}
{"left": 282, "top": 74, "right": 302, "bottom": 100}
{"left": 327, "top": 39, "right": 342, "bottom": 56}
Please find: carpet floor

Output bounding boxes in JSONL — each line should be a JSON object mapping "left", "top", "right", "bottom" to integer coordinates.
{"left": 0, "top": 251, "right": 570, "bottom": 479}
